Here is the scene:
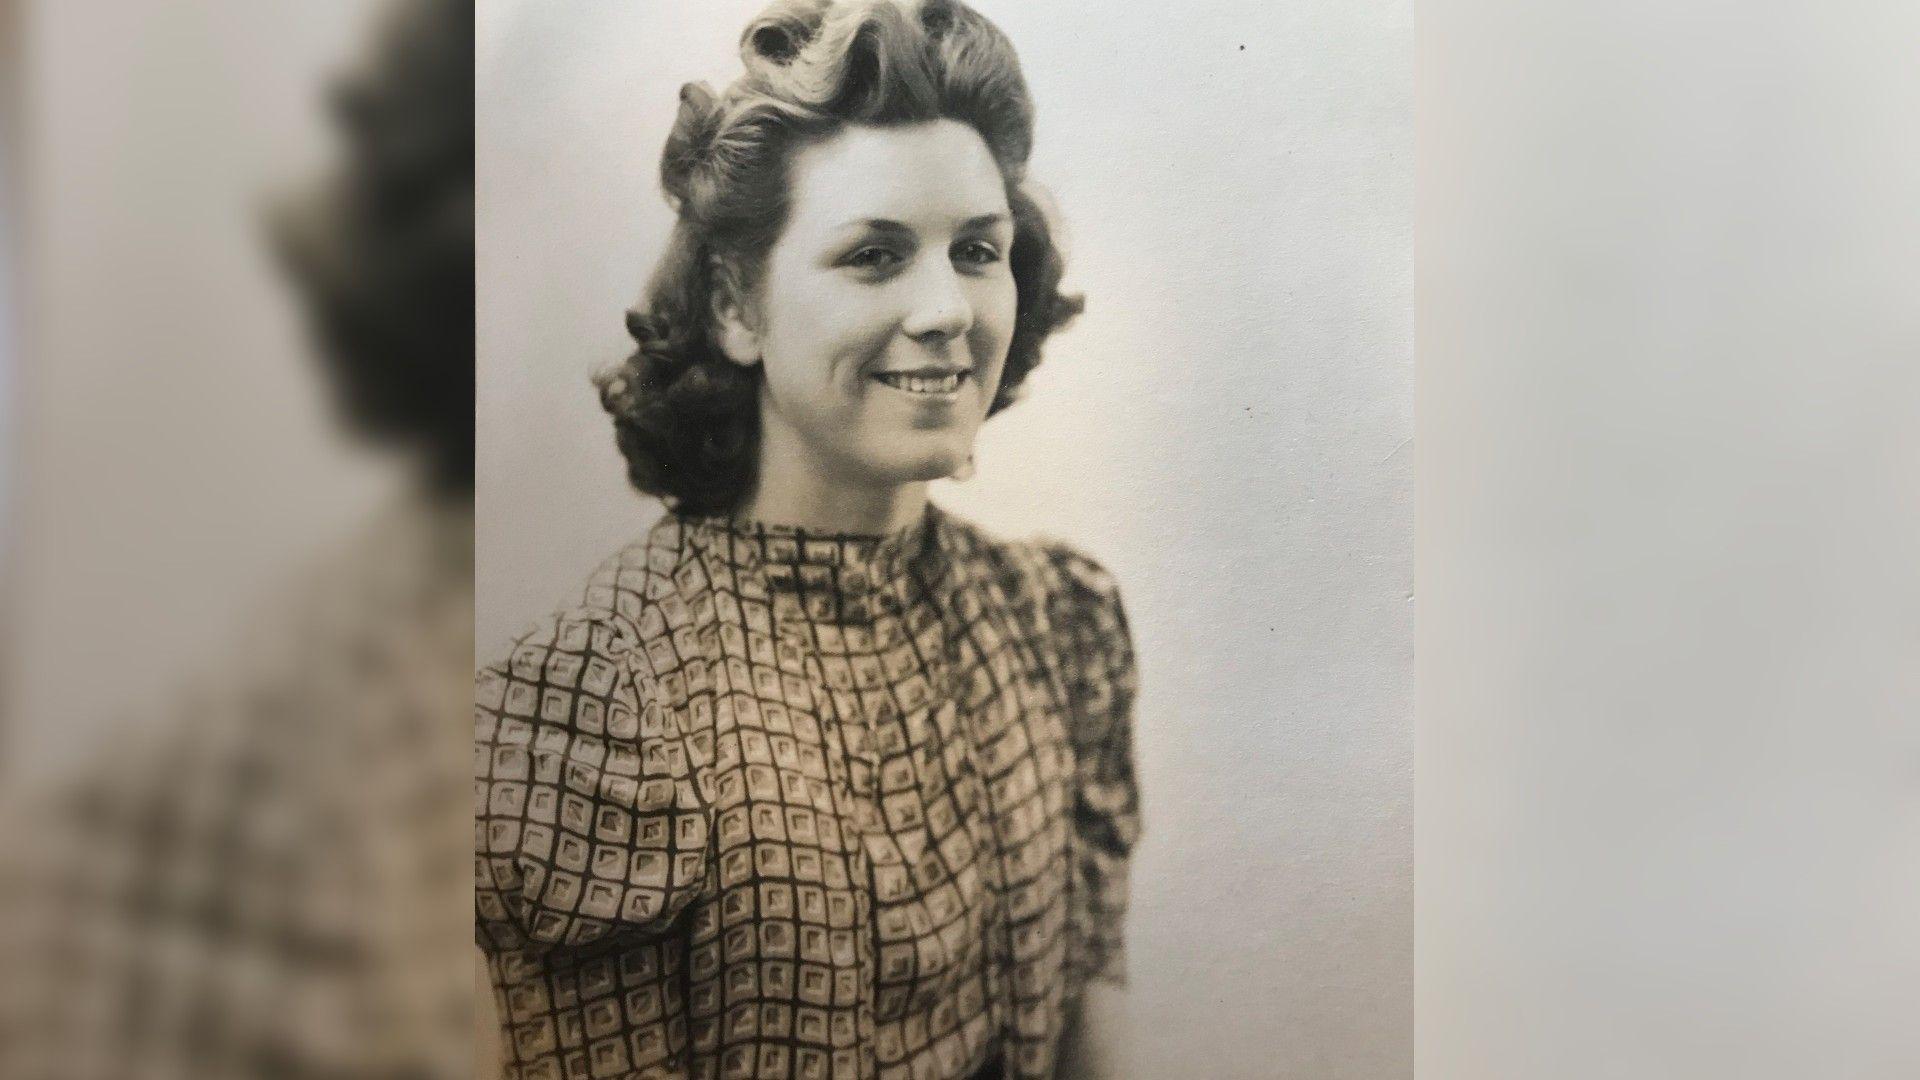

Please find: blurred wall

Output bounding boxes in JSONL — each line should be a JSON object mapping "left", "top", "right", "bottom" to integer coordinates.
{"left": 1417, "top": 1, "right": 1920, "bottom": 1076}
{"left": 477, "top": 2, "right": 1412, "bottom": 1076}
{"left": 4, "top": 0, "right": 396, "bottom": 775}
{"left": 1, "top": 1, "right": 19, "bottom": 616}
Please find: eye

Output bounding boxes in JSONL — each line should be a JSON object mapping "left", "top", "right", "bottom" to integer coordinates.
{"left": 843, "top": 245, "right": 902, "bottom": 271}
{"left": 954, "top": 240, "right": 1003, "bottom": 266}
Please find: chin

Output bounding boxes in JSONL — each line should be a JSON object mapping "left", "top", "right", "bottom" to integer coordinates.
{"left": 902, "top": 454, "right": 966, "bottom": 483}
{"left": 864, "top": 443, "right": 968, "bottom": 485}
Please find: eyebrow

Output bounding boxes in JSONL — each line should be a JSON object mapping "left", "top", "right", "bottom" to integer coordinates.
{"left": 837, "top": 212, "right": 1011, "bottom": 234}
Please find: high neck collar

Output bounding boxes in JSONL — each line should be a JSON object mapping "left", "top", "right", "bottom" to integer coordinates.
{"left": 677, "top": 503, "right": 953, "bottom": 625}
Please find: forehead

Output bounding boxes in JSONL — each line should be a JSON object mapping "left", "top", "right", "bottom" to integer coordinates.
{"left": 783, "top": 119, "right": 1010, "bottom": 232}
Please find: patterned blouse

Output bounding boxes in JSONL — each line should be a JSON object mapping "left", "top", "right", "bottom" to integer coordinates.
{"left": 0, "top": 498, "right": 476, "bottom": 1080}
{"left": 475, "top": 504, "right": 1141, "bottom": 1080}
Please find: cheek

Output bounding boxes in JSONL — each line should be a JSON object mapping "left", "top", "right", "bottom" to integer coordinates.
{"left": 759, "top": 281, "right": 894, "bottom": 392}
{"left": 971, "top": 276, "right": 1020, "bottom": 376}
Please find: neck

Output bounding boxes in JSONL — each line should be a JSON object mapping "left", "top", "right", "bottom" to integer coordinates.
{"left": 742, "top": 414, "right": 929, "bottom": 536}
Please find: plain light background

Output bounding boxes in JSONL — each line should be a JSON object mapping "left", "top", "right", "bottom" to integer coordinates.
{"left": 1418, "top": 0, "right": 1920, "bottom": 1076}
{"left": 2, "top": 0, "right": 397, "bottom": 777}
{"left": 478, "top": 1, "right": 1412, "bottom": 1076}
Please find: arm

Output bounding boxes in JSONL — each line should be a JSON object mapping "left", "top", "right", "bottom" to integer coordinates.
{"left": 474, "top": 607, "right": 711, "bottom": 955}
{"left": 474, "top": 947, "right": 504, "bottom": 1080}
{"left": 1037, "top": 542, "right": 1144, "bottom": 1080}
{"left": 1056, "top": 981, "right": 1129, "bottom": 1080}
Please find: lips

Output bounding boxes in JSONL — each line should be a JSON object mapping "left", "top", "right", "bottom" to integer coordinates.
{"left": 872, "top": 369, "right": 970, "bottom": 395}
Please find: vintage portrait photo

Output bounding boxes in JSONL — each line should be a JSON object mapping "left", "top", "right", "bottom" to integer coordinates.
{"left": 476, "top": 1, "right": 1410, "bottom": 1076}
{"left": 4, "top": 0, "right": 1912, "bottom": 1077}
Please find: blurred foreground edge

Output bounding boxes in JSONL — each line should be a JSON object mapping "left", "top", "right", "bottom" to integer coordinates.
{"left": 0, "top": 2, "right": 477, "bottom": 1078}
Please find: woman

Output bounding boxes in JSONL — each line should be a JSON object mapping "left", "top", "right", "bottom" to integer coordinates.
{"left": 475, "top": 2, "right": 1140, "bottom": 1077}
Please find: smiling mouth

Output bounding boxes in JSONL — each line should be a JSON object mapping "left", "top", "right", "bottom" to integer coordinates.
{"left": 872, "top": 370, "right": 970, "bottom": 395}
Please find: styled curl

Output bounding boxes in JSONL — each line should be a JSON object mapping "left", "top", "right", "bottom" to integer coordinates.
{"left": 597, "top": 0, "right": 1084, "bottom": 515}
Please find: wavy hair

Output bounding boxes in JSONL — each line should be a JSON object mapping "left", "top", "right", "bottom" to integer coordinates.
{"left": 596, "top": 0, "right": 1084, "bottom": 514}
{"left": 273, "top": 0, "right": 475, "bottom": 491}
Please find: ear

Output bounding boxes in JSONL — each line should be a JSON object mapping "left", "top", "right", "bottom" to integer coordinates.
{"left": 710, "top": 269, "right": 763, "bottom": 367}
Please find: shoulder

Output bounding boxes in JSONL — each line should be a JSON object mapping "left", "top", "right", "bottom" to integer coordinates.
{"left": 577, "top": 513, "right": 708, "bottom": 636}
{"left": 480, "top": 514, "right": 707, "bottom": 701}
{"left": 937, "top": 514, "right": 1139, "bottom": 762}
{"left": 935, "top": 509, "right": 1132, "bottom": 641}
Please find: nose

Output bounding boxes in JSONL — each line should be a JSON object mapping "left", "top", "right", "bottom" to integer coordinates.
{"left": 900, "top": 260, "right": 974, "bottom": 343}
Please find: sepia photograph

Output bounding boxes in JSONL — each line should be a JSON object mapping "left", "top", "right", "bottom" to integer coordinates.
{"left": 2, "top": 0, "right": 1910, "bottom": 1078}
{"left": 476, "top": 1, "right": 1410, "bottom": 1077}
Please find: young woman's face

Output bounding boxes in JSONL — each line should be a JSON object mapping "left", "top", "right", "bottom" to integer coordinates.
{"left": 722, "top": 119, "right": 1019, "bottom": 494}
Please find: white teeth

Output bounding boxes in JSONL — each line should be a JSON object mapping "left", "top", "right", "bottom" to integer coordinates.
{"left": 876, "top": 371, "right": 965, "bottom": 394}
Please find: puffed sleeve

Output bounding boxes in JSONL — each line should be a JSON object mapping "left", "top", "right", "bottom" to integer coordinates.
{"left": 1037, "top": 543, "right": 1143, "bottom": 991}
{"left": 474, "top": 606, "right": 713, "bottom": 954}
